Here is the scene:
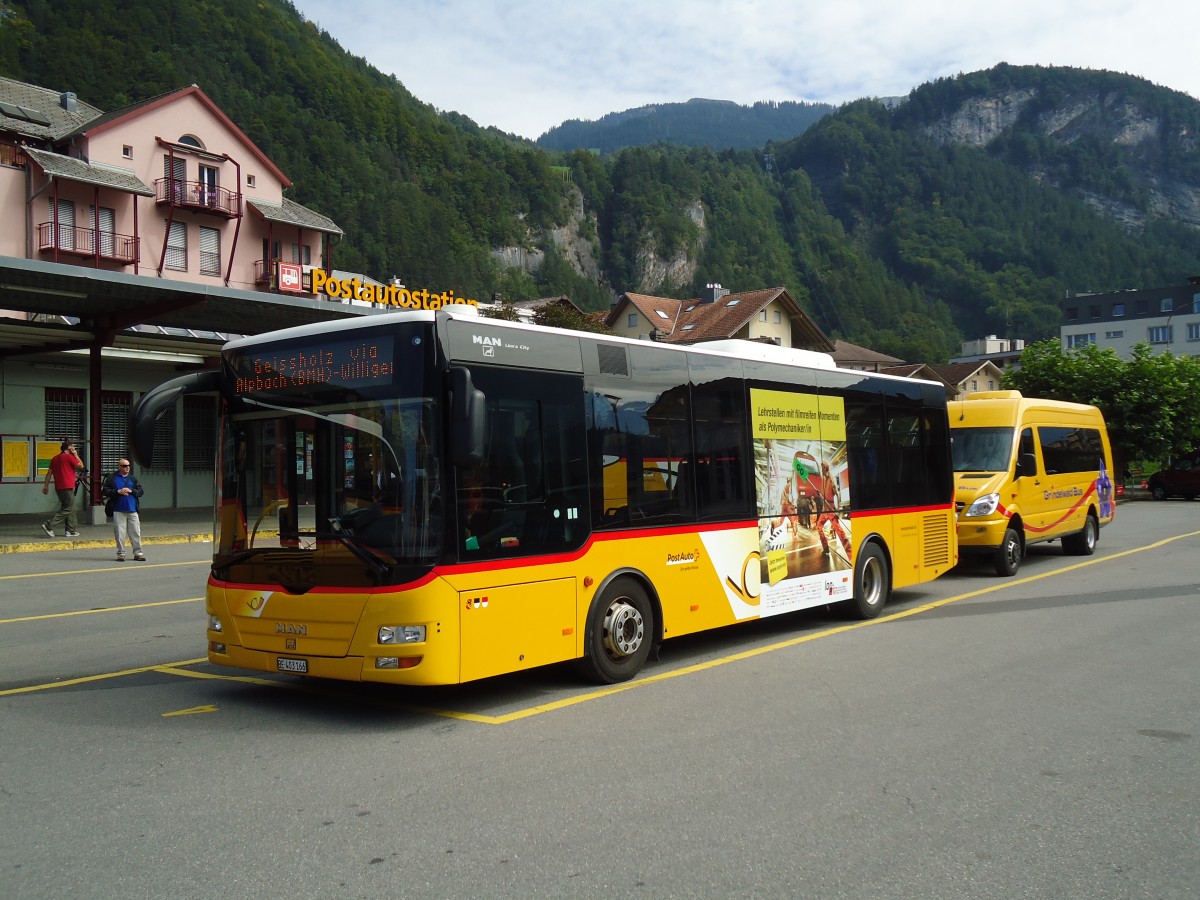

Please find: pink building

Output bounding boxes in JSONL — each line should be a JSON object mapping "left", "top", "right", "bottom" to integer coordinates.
{"left": 0, "top": 76, "right": 356, "bottom": 517}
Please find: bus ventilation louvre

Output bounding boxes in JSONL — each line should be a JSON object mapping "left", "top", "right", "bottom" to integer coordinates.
{"left": 922, "top": 514, "right": 952, "bottom": 567}
{"left": 597, "top": 344, "right": 629, "bottom": 377}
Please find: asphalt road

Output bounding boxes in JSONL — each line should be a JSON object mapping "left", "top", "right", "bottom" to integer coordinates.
{"left": 2, "top": 502, "right": 1198, "bottom": 899}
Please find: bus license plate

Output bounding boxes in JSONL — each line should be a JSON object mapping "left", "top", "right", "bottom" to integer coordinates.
{"left": 277, "top": 657, "right": 307, "bottom": 674}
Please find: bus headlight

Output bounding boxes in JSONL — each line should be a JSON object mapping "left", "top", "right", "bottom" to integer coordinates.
{"left": 379, "top": 625, "right": 426, "bottom": 644}
{"left": 965, "top": 493, "right": 1000, "bottom": 517}
{"left": 208, "top": 614, "right": 223, "bottom": 633}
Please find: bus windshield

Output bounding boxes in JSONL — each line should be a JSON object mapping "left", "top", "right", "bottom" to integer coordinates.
{"left": 950, "top": 427, "right": 1014, "bottom": 473}
{"left": 214, "top": 326, "right": 442, "bottom": 586}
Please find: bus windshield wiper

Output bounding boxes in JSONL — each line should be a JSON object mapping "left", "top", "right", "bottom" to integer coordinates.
{"left": 325, "top": 518, "right": 393, "bottom": 580}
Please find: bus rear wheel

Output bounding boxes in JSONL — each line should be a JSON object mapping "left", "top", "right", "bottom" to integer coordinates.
{"left": 1062, "top": 513, "right": 1097, "bottom": 556}
{"left": 844, "top": 541, "right": 889, "bottom": 619}
{"left": 578, "top": 577, "right": 655, "bottom": 684}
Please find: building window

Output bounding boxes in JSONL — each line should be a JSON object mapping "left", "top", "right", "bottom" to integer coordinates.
{"left": 101, "top": 391, "right": 131, "bottom": 473}
{"left": 44, "top": 388, "right": 85, "bottom": 446}
{"left": 165, "top": 221, "right": 187, "bottom": 270}
{"left": 1188, "top": 323, "right": 1200, "bottom": 342}
{"left": 246, "top": 174, "right": 256, "bottom": 187}
{"left": 1064, "top": 306, "right": 1078, "bottom": 320}
{"left": 1111, "top": 303, "right": 1124, "bottom": 317}
{"left": 122, "top": 145, "right": 133, "bottom": 159}
{"left": 183, "top": 397, "right": 216, "bottom": 470}
{"left": 1136, "top": 300, "right": 1148, "bottom": 314}
{"left": 199, "top": 226, "right": 221, "bottom": 276}
{"left": 1192, "top": 293, "right": 1200, "bottom": 314}
{"left": 773, "top": 310, "right": 781, "bottom": 324}
{"left": 149, "top": 405, "right": 175, "bottom": 472}
{"left": 1160, "top": 297, "right": 1173, "bottom": 313}
{"left": 1067, "top": 333, "right": 1096, "bottom": 348}
{"left": 1147, "top": 325, "right": 1173, "bottom": 344}
{"left": 1105, "top": 330, "right": 1124, "bottom": 339}
{"left": 627, "top": 313, "right": 638, "bottom": 327}
{"left": 1089, "top": 305, "right": 1100, "bottom": 318}
{"left": 291, "top": 243, "right": 311, "bottom": 265}
{"left": 654, "top": 310, "right": 670, "bottom": 320}
{"left": 759, "top": 311, "right": 767, "bottom": 321}
{"left": 970, "top": 380, "right": 978, "bottom": 391}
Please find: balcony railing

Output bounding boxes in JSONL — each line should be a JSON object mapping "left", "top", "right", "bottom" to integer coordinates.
{"left": 154, "top": 177, "right": 241, "bottom": 218}
{"left": 37, "top": 222, "right": 139, "bottom": 264}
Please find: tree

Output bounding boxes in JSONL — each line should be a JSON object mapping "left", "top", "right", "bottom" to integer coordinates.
{"left": 1004, "top": 340, "right": 1200, "bottom": 470}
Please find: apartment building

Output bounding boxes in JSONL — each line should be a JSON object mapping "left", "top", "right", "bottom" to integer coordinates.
{"left": 1060, "top": 278, "right": 1200, "bottom": 359}
{"left": 0, "top": 76, "right": 355, "bottom": 516}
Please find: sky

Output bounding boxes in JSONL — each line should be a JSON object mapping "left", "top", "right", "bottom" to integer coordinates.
{"left": 292, "top": 1, "right": 1200, "bottom": 141}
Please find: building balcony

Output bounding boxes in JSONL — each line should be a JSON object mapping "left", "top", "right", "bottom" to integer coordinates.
{"left": 154, "top": 178, "right": 241, "bottom": 218}
{"left": 36, "top": 222, "right": 139, "bottom": 264}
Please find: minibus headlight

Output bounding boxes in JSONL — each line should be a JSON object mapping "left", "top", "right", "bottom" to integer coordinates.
{"left": 379, "top": 625, "right": 426, "bottom": 644}
{"left": 965, "top": 493, "right": 1000, "bottom": 517}
{"left": 208, "top": 614, "right": 223, "bottom": 633}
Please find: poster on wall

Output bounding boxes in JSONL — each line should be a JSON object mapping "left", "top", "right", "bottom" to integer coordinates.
{"left": 750, "top": 388, "right": 854, "bottom": 614}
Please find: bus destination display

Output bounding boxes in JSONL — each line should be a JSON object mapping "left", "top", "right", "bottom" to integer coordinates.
{"left": 231, "top": 337, "right": 394, "bottom": 394}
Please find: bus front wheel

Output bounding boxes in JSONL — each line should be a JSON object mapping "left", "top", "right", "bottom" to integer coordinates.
{"left": 578, "top": 577, "right": 655, "bottom": 684}
{"left": 994, "top": 526, "right": 1023, "bottom": 576}
{"left": 844, "top": 541, "right": 890, "bottom": 619}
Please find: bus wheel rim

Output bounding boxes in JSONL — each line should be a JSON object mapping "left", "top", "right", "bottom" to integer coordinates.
{"left": 603, "top": 600, "right": 644, "bottom": 658}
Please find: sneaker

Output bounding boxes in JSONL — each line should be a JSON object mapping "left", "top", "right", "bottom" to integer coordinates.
{"left": 65, "top": 529, "right": 81, "bottom": 537}
{"left": 116, "top": 554, "right": 126, "bottom": 562}
{"left": 133, "top": 552, "right": 146, "bottom": 561}
{"left": 41, "top": 523, "right": 54, "bottom": 537}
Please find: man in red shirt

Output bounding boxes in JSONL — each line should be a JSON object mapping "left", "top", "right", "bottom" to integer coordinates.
{"left": 41, "top": 440, "right": 85, "bottom": 538}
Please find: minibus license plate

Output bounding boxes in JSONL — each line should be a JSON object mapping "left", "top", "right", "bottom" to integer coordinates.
{"left": 277, "top": 657, "right": 307, "bottom": 673}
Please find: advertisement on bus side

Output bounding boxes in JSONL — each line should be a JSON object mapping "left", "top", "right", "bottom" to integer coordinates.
{"left": 750, "top": 388, "right": 854, "bottom": 612}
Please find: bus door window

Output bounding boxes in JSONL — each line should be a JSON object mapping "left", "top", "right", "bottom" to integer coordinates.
{"left": 457, "top": 367, "right": 587, "bottom": 559}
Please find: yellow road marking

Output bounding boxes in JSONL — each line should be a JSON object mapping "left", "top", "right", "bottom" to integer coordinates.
{"left": 0, "top": 597, "right": 203, "bottom": 625}
{"left": 4, "top": 532, "right": 1198, "bottom": 716}
{"left": 0, "top": 658, "right": 208, "bottom": 696}
{"left": 0, "top": 560, "right": 209, "bottom": 580}
{"left": 163, "top": 705, "right": 218, "bottom": 716}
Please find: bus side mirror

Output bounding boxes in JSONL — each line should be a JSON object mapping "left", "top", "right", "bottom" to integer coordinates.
{"left": 450, "top": 366, "right": 486, "bottom": 469}
{"left": 1017, "top": 452, "right": 1038, "bottom": 478}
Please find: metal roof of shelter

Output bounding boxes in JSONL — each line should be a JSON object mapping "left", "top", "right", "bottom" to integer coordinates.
{"left": 0, "top": 256, "right": 381, "bottom": 363}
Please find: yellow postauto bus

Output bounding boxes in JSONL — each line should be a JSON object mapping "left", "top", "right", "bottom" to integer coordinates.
{"left": 131, "top": 307, "right": 957, "bottom": 685}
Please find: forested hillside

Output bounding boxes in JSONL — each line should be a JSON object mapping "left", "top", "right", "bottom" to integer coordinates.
{"left": 2, "top": 1, "right": 1198, "bottom": 364}
{"left": 537, "top": 98, "right": 836, "bottom": 154}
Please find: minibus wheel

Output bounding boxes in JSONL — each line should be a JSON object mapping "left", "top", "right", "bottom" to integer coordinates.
{"left": 994, "top": 526, "right": 1023, "bottom": 576}
{"left": 1062, "top": 513, "right": 1098, "bottom": 556}
{"left": 578, "top": 577, "right": 655, "bottom": 684}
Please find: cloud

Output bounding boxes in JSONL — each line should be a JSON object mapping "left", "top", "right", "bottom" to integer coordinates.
{"left": 295, "top": 0, "right": 1200, "bottom": 139}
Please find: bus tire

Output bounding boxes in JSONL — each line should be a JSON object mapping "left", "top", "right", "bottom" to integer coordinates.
{"left": 994, "top": 526, "right": 1023, "bottom": 576}
{"left": 844, "top": 541, "right": 889, "bottom": 620}
{"left": 1062, "top": 513, "right": 1098, "bottom": 556}
{"left": 577, "top": 576, "right": 655, "bottom": 684}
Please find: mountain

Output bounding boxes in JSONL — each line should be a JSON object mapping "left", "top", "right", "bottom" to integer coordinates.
{"left": 536, "top": 98, "right": 837, "bottom": 154}
{"left": 2, "top": 2, "right": 1198, "bottom": 364}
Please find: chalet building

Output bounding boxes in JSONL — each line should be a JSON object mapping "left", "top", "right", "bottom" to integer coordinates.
{"left": 881, "top": 363, "right": 954, "bottom": 398}
{"left": 0, "top": 76, "right": 364, "bottom": 517}
{"left": 1060, "top": 278, "right": 1200, "bottom": 359}
{"left": 605, "top": 283, "right": 835, "bottom": 352}
{"left": 929, "top": 361, "right": 1006, "bottom": 397}
{"left": 830, "top": 339, "right": 903, "bottom": 372}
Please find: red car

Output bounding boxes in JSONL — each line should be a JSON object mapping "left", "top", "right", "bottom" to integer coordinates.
{"left": 1146, "top": 452, "right": 1200, "bottom": 500}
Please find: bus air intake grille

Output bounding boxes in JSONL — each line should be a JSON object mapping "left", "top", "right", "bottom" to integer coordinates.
{"left": 597, "top": 343, "right": 629, "bottom": 377}
{"left": 922, "top": 514, "right": 951, "bottom": 567}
